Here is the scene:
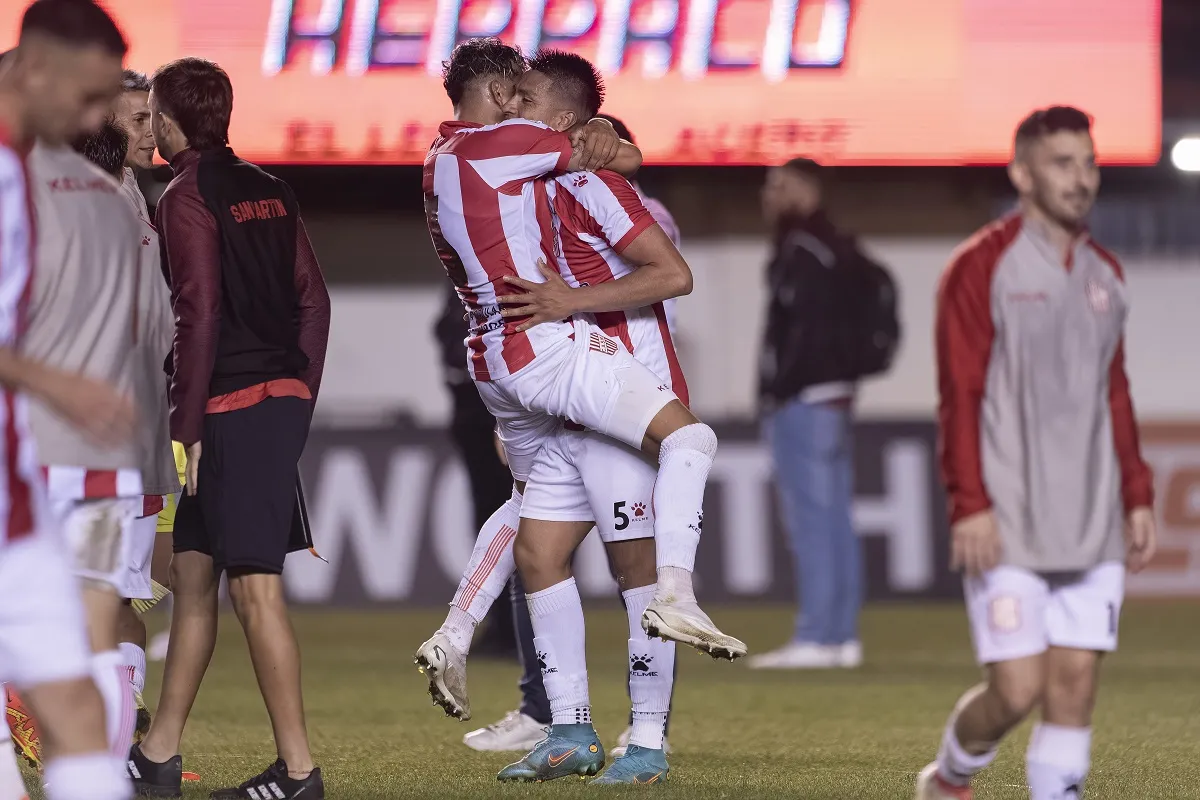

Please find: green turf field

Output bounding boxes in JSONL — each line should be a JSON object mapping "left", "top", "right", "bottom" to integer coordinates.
{"left": 23, "top": 602, "right": 1200, "bottom": 798}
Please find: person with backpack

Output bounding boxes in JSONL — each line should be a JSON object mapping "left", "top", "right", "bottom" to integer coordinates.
{"left": 748, "top": 158, "right": 900, "bottom": 670}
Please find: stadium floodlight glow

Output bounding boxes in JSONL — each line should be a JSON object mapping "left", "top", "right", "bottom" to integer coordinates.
{"left": 1170, "top": 137, "right": 1200, "bottom": 173}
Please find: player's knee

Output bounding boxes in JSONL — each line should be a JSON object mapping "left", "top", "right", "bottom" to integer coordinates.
{"left": 227, "top": 571, "right": 284, "bottom": 615}
{"left": 1044, "top": 650, "right": 1099, "bottom": 721}
{"left": 606, "top": 538, "right": 656, "bottom": 590}
{"left": 659, "top": 422, "right": 718, "bottom": 462}
{"left": 988, "top": 672, "right": 1043, "bottom": 724}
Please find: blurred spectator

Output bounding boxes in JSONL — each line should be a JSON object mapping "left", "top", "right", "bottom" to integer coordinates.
{"left": 749, "top": 158, "right": 898, "bottom": 670}
{"left": 434, "top": 284, "right": 518, "bottom": 658}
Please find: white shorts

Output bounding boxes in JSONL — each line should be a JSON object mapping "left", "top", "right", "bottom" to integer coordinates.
{"left": 0, "top": 530, "right": 91, "bottom": 687}
{"left": 964, "top": 561, "right": 1125, "bottom": 665}
{"left": 521, "top": 427, "right": 657, "bottom": 543}
{"left": 475, "top": 319, "right": 676, "bottom": 482}
{"left": 122, "top": 512, "right": 158, "bottom": 600}
{"left": 52, "top": 496, "right": 147, "bottom": 598}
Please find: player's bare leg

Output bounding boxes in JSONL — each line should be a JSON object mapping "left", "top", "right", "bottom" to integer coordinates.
{"left": 593, "top": 537, "right": 673, "bottom": 785}
{"left": 497, "top": 518, "right": 603, "bottom": 782}
{"left": 22, "top": 677, "right": 130, "bottom": 799}
{"left": 917, "top": 655, "right": 1044, "bottom": 799}
{"left": 639, "top": 400, "right": 745, "bottom": 659}
{"left": 1025, "top": 647, "right": 1100, "bottom": 799}
{"left": 416, "top": 479, "right": 525, "bottom": 721}
{"left": 226, "top": 573, "right": 314, "bottom": 777}
{"left": 79, "top": 583, "right": 137, "bottom": 756}
{"left": 138, "top": 552, "right": 218, "bottom": 766}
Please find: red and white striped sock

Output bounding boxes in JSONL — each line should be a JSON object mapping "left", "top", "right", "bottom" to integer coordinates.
{"left": 445, "top": 488, "right": 522, "bottom": 653}
{"left": 90, "top": 650, "right": 137, "bottom": 756}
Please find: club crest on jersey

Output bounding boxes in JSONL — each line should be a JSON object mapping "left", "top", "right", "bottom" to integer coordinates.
{"left": 589, "top": 332, "right": 618, "bottom": 356}
{"left": 1085, "top": 280, "right": 1110, "bottom": 313}
{"left": 988, "top": 596, "right": 1022, "bottom": 634}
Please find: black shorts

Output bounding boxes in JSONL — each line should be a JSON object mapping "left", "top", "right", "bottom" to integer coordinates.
{"left": 173, "top": 396, "right": 311, "bottom": 575}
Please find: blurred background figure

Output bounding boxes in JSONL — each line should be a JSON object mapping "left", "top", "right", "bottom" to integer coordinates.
{"left": 750, "top": 159, "right": 898, "bottom": 670}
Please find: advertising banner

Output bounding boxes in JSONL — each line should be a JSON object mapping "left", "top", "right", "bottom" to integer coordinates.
{"left": 19, "top": 0, "right": 1161, "bottom": 166}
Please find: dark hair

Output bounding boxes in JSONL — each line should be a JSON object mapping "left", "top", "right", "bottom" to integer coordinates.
{"left": 122, "top": 69, "right": 150, "bottom": 93}
{"left": 441, "top": 38, "right": 525, "bottom": 106}
{"left": 1014, "top": 106, "right": 1092, "bottom": 152}
{"left": 596, "top": 114, "right": 632, "bottom": 143}
{"left": 19, "top": 0, "right": 127, "bottom": 56}
{"left": 527, "top": 49, "right": 605, "bottom": 120}
{"left": 72, "top": 118, "right": 128, "bottom": 178}
{"left": 151, "top": 58, "right": 233, "bottom": 150}
{"left": 780, "top": 157, "right": 823, "bottom": 186}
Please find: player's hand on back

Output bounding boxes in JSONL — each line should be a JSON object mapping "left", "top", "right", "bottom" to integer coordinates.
{"left": 41, "top": 369, "right": 136, "bottom": 448}
{"left": 498, "top": 259, "right": 577, "bottom": 333}
{"left": 950, "top": 509, "right": 1001, "bottom": 577}
{"left": 1124, "top": 506, "right": 1157, "bottom": 573}
{"left": 569, "top": 118, "right": 619, "bottom": 172}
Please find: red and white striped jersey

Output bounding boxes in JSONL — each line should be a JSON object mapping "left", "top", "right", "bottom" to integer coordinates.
{"left": 539, "top": 169, "right": 689, "bottom": 405}
{"left": 0, "top": 138, "right": 44, "bottom": 544}
{"left": 424, "top": 119, "right": 576, "bottom": 382}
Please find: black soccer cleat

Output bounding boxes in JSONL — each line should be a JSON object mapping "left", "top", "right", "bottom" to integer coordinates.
{"left": 209, "top": 759, "right": 324, "bottom": 800}
{"left": 127, "top": 743, "right": 183, "bottom": 798}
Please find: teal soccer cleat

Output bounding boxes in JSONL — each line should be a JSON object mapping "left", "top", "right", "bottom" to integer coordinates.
{"left": 496, "top": 723, "right": 605, "bottom": 783}
{"left": 592, "top": 744, "right": 669, "bottom": 785}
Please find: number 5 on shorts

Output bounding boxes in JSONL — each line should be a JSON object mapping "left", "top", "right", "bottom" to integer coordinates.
{"left": 614, "top": 501, "right": 630, "bottom": 531}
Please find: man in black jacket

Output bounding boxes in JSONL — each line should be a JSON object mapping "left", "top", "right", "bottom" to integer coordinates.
{"left": 748, "top": 158, "right": 867, "bottom": 671}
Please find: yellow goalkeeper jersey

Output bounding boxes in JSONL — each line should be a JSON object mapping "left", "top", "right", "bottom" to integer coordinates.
{"left": 156, "top": 442, "right": 188, "bottom": 533}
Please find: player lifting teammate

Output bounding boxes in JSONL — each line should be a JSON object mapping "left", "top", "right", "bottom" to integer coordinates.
{"left": 916, "top": 107, "right": 1156, "bottom": 799}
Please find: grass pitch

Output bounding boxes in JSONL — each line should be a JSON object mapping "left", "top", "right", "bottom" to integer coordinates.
{"left": 23, "top": 602, "right": 1200, "bottom": 798}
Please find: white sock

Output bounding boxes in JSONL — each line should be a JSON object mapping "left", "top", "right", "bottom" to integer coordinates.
{"left": 91, "top": 650, "right": 136, "bottom": 757}
{"left": 43, "top": 753, "right": 131, "bottom": 800}
{"left": 445, "top": 489, "right": 522, "bottom": 653}
{"left": 117, "top": 642, "right": 146, "bottom": 695}
{"left": 1026, "top": 723, "right": 1091, "bottom": 800}
{"left": 526, "top": 577, "right": 590, "bottom": 726}
{"left": 623, "top": 584, "right": 674, "bottom": 750}
{"left": 0, "top": 732, "right": 28, "bottom": 800}
{"left": 935, "top": 709, "right": 998, "bottom": 787}
{"left": 652, "top": 424, "right": 716, "bottom": 578}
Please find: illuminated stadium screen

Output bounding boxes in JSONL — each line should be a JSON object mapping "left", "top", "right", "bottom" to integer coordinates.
{"left": 5, "top": 0, "right": 1161, "bottom": 165}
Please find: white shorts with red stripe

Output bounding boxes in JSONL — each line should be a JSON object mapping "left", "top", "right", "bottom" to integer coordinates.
{"left": 474, "top": 319, "right": 676, "bottom": 482}
{"left": 44, "top": 466, "right": 150, "bottom": 599}
{"left": 521, "top": 427, "right": 656, "bottom": 543}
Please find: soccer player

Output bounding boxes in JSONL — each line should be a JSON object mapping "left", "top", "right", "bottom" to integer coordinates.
{"left": 0, "top": 1, "right": 138, "bottom": 798}
{"left": 128, "top": 58, "right": 331, "bottom": 800}
{"left": 486, "top": 50, "right": 691, "bottom": 784}
{"left": 916, "top": 106, "right": 1156, "bottom": 800}
{"left": 105, "top": 67, "right": 178, "bottom": 735}
{"left": 417, "top": 37, "right": 744, "bottom": 725}
{"left": 461, "top": 112, "right": 684, "bottom": 760}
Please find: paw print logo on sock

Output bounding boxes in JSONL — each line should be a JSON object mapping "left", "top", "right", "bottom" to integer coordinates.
{"left": 688, "top": 511, "right": 704, "bottom": 536}
{"left": 536, "top": 650, "right": 558, "bottom": 675}
{"left": 629, "top": 654, "right": 658, "bottom": 676}
{"left": 631, "top": 502, "right": 647, "bottom": 520}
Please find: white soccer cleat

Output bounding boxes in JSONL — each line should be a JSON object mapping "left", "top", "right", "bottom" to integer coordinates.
{"left": 641, "top": 599, "right": 747, "bottom": 660}
{"left": 462, "top": 710, "right": 548, "bottom": 752}
{"left": 609, "top": 725, "right": 671, "bottom": 759}
{"left": 915, "top": 763, "right": 974, "bottom": 799}
{"left": 747, "top": 640, "right": 863, "bottom": 670}
{"left": 414, "top": 632, "right": 471, "bottom": 721}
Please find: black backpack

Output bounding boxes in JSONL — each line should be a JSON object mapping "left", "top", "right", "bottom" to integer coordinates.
{"left": 849, "top": 253, "right": 901, "bottom": 380}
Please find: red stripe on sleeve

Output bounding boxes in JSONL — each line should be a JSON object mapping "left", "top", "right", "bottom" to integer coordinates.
{"left": 935, "top": 218, "right": 1018, "bottom": 524}
{"left": 1089, "top": 241, "right": 1154, "bottom": 511}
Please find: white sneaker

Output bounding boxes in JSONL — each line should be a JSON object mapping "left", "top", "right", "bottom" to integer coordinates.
{"left": 642, "top": 600, "right": 747, "bottom": 660}
{"left": 147, "top": 629, "right": 171, "bottom": 662}
{"left": 414, "top": 631, "right": 471, "bottom": 721}
{"left": 837, "top": 640, "right": 863, "bottom": 668}
{"left": 915, "top": 763, "right": 973, "bottom": 799}
{"left": 462, "top": 710, "right": 548, "bottom": 752}
{"left": 609, "top": 725, "right": 671, "bottom": 758}
{"left": 746, "top": 641, "right": 840, "bottom": 669}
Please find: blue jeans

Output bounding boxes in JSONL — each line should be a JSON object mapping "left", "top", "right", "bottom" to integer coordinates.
{"left": 767, "top": 399, "right": 862, "bottom": 645}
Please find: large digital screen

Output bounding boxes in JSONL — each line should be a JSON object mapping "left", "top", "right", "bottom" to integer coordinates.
{"left": 3, "top": 0, "right": 1161, "bottom": 165}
